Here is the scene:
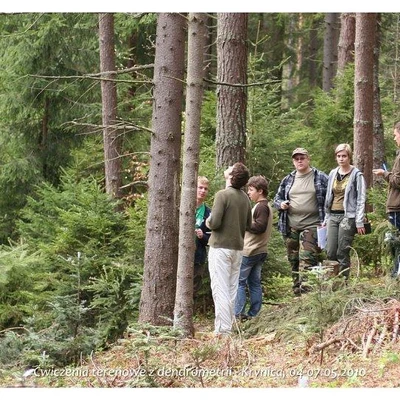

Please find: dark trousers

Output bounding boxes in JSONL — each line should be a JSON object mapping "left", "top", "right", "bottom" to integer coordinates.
{"left": 194, "top": 262, "right": 205, "bottom": 294}
{"left": 388, "top": 212, "right": 400, "bottom": 277}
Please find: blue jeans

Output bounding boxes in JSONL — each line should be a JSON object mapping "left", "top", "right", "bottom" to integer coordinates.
{"left": 388, "top": 212, "right": 400, "bottom": 230}
{"left": 388, "top": 212, "right": 400, "bottom": 277}
{"left": 235, "top": 252, "right": 266, "bottom": 317}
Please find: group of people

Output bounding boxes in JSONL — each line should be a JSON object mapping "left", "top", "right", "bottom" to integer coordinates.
{"left": 194, "top": 165, "right": 272, "bottom": 335}
{"left": 274, "top": 144, "right": 366, "bottom": 295}
{"left": 194, "top": 121, "right": 400, "bottom": 336}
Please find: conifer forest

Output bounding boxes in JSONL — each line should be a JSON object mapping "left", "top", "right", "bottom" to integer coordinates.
{"left": 1, "top": 12, "right": 400, "bottom": 389}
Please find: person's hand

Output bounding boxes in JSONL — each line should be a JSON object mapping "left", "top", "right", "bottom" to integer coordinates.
{"left": 372, "top": 168, "right": 385, "bottom": 177}
{"left": 357, "top": 226, "right": 365, "bottom": 235}
{"left": 281, "top": 200, "right": 290, "bottom": 210}
{"left": 195, "top": 228, "right": 203, "bottom": 239}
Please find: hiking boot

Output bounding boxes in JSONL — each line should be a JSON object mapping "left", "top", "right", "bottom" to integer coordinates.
{"left": 293, "top": 285, "right": 312, "bottom": 297}
{"left": 293, "top": 287, "right": 302, "bottom": 297}
{"left": 235, "top": 314, "right": 250, "bottom": 322}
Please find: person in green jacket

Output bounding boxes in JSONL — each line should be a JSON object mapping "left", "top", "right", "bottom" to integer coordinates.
{"left": 193, "top": 176, "right": 211, "bottom": 296}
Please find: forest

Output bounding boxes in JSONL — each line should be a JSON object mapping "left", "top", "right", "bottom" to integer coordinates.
{"left": 0, "top": 12, "right": 400, "bottom": 389}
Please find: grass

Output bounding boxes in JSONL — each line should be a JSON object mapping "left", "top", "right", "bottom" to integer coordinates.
{"left": 2, "top": 276, "right": 400, "bottom": 389}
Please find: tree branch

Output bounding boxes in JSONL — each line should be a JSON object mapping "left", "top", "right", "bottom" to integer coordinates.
{"left": 68, "top": 121, "right": 153, "bottom": 133}
{"left": 203, "top": 77, "right": 280, "bottom": 87}
{"left": 29, "top": 64, "right": 154, "bottom": 83}
{"left": 119, "top": 180, "right": 148, "bottom": 190}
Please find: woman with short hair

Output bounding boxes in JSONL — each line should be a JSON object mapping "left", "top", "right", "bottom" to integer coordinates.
{"left": 323, "top": 143, "right": 367, "bottom": 279}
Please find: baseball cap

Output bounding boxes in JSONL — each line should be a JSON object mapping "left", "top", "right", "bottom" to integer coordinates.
{"left": 292, "top": 148, "right": 309, "bottom": 158}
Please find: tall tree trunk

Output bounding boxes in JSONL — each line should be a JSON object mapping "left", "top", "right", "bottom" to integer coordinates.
{"left": 281, "top": 14, "right": 297, "bottom": 109}
{"left": 126, "top": 31, "right": 138, "bottom": 109}
{"left": 173, "top": 13, "right": 208, "bottom": 337}
{"left": 308, "top": 15, "right": 320, "bottom": 88}
{"left": 270, "top": 14, "right": 285, "bottom": 103}
{"left": 394, "top": 15, "right": 400, "bottom": 103}
{"left": 373, "top": 14, "right": 385, "bottom": 185}
{"left": 295, "top": 13, "right": 304, "bottom": 90}
{"left": 257, "top": 13, "right": 285, "bottom": 103}
{"left": 354, "top": 13, "right": 377, "bottom": 190}
{"left": 139, "top": 13, "right": 186, "bottom": 325}
{"left": 204, "top": 14, "right": 216, "bottom": 91}
{"left": 337, "top": 13, "right": 356, "bottom": 74}
{"left": 99, "top": 13, "right": 122, "bottom": 198}
{"left": 322, "top": 13, "right": 340, "bottom": 91}
{"left": 41, "top": 97, "right": 50, "bottom": 180}
{"left": 216, "top": 13, "right": 248, "bottom": 168}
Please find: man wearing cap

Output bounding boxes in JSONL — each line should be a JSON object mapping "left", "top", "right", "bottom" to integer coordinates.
{"left": 273, "top": 148, "right": 328, "bottom": 296}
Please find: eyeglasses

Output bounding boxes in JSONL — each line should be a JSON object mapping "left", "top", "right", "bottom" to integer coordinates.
{"left": 293, "top": 156, "right": 306, "bottom": 161}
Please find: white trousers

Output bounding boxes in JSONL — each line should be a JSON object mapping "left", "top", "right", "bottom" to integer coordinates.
{"left": 208, "top": 247, "right": 243, "bottom": 334}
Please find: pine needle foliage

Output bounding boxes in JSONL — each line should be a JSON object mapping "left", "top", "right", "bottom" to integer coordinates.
{"left": 0, "top": 169, "right": 143, "bottom": 367}
{"left": 242, "top": 275, "right": 400, "bottom": 347}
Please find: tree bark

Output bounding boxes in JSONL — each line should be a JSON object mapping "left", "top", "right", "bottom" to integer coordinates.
{"left": 139, "top": 13, "right": 186, "bottom": 325}
{"left": 269, "top": 14, "right": 285, "bottom": 102}
{"left": 281, "top": 14, "right": 297, "bottom": 108}
{"left": 216, "top": 13, "right": 248, "bottom": 168}
{"left": 99, "top": 13, "right": 122, "bottom": 199}
{"left": 173, "top": 13, "right": 208, "bottom": 337}
{"left": 337, "top": 13, "right": 356, "bottom": 74}
{"left": 323, "top": 13, "right": 340, "bottom": 91}
{"left": 354, "top": 13, "right": 377, "bottom": 189}
{"left": 308, "top": 16, "right": 320, "bottom": 88}
{"left": 373, "top": 14, "right": 385, "bottom": 186}
{"left": 203, "top": 14, "right": 216, "bottom": 91}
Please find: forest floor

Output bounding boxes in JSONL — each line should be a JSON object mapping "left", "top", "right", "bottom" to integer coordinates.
{"left": 3, "top": 283, "right": 400, "bottom": 391}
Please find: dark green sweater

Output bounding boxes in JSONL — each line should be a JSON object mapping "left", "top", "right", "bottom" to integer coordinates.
{"left": 207, "top": 187, "right": 252, "bottom": 250}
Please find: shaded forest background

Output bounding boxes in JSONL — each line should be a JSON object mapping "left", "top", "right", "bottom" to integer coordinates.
{"left": 0, "top": 12, "right": 399, "bottom": 378}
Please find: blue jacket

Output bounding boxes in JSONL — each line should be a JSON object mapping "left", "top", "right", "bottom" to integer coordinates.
{"left": 273, "top": 167, "right": 328, "bottom": 235}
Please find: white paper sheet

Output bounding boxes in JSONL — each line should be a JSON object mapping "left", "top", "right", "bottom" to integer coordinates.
{"left": 317, "top": 225, "right": 327, "bottom": 249}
